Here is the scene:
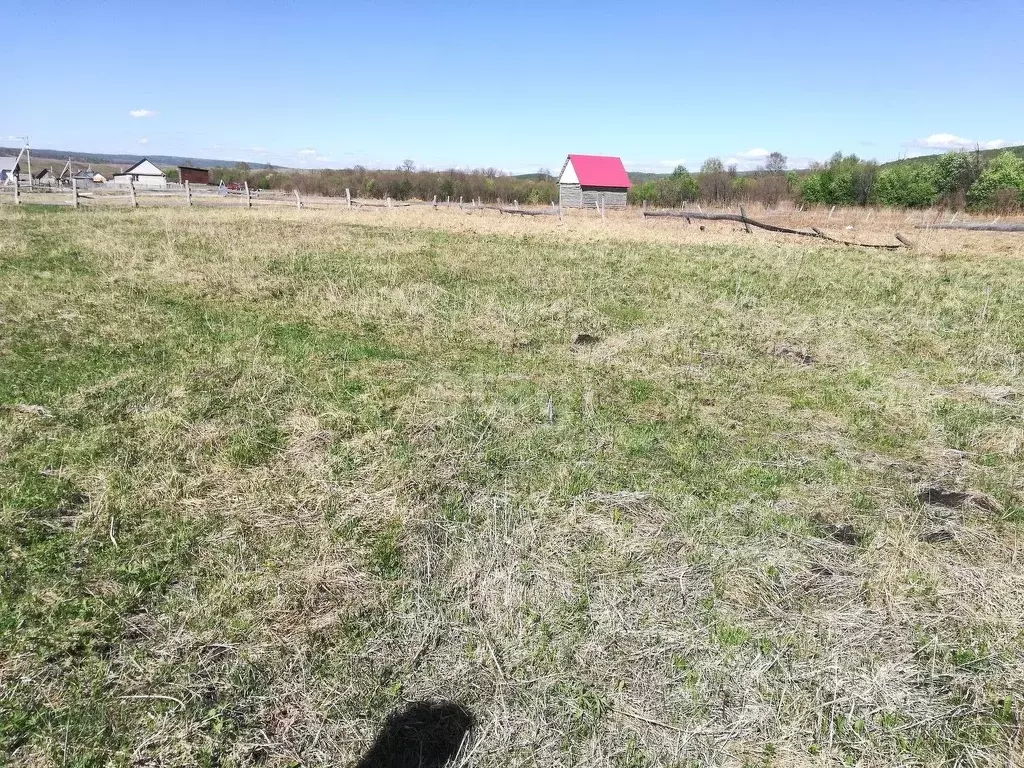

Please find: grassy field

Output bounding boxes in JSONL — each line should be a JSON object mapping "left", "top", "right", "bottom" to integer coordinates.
{"left": 1, "top": 205, "right": 1022, "bottom": 767}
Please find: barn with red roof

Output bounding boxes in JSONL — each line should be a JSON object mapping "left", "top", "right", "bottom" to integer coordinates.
{"left": 557, "top": 154, "right": 631, "bottom": 209}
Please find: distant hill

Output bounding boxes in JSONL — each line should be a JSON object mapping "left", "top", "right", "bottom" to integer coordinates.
{"left": 882, "top": 144, "right": 1024, "bottom": 168}
{"left": 0, "top": 147, "right": 273, "bottom": 171}
{"left": 628, "top": 171, "right": 674, "bottom": 183}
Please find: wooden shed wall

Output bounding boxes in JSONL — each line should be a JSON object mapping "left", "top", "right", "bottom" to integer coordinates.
{"left": 560, "top": 184, "right": 628, "bottom": 209}
{"left": 581, "top": 188, "right": 628, "bottom": 209}
{"left": 559, "top": 183, "right": 583, "bottom": 208}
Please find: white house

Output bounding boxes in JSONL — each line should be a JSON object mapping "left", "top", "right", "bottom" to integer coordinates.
{"left": 0, "top": 156, "right": 20, "bottom": 185}
{"left": 112, "top": 158, "right": 167, "bottom": 188}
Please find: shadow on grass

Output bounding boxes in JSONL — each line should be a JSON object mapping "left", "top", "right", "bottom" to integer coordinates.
{"left": 356, "top": 700, "right": 475, "bottom": 768}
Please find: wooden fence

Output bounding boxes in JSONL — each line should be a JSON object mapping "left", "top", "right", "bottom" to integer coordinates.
{"left": 0, "top": 181, "right": 591, "bottom": 219}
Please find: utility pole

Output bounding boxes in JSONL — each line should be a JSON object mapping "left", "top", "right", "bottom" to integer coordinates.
{"left": 9, "top": 137, "right": 30, "bottom": 189}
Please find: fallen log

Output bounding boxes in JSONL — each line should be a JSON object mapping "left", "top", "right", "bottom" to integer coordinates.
{"left": 498, "top": 207, "right": 557, "bottom": 216}
{"left": 915, "top": 222, "right": 1024, "bottom": 233}
{"left": 643, "top": 210, "right": 905, "bottom": 249}
{"left": 810, "top": 227, "right": 902, "bottom": 250}
{"left": 643, "top": 210, "right": 815, "bottom": 234}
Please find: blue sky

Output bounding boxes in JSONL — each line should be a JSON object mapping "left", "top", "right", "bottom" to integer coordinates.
{"left": 5, "top": 1, "right": 1022, "bottom": 173}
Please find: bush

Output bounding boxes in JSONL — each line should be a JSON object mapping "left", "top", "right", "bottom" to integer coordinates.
{"left": 967, "top": 151, "right": 1024, "bottom": 210}
{"left": 873, "top": 164, "right": 937, "bottom": 208}
{"left": 799, "top": 153, "right": 876, "bottom": 206}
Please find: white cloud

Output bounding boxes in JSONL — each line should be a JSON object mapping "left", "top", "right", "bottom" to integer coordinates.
{"left": 914, "top": 133, "right": 1007, "bottom": 150}
{"left": 736, "top": 147, "right": 771, "bottom": 158}
{"left": 298, "top": 148, "right": 317, "bottom": 155}
{"left": 722, "top": 154, "right": 772, "bottom": 172}
{"left": 129, "top": 109, "right": 156, "bottom": 118}
{"left": 248, "top": 146, "right": 269, "bottom": 155}
{"left": 138, "top": 137, "right": 149, "bottom": 145}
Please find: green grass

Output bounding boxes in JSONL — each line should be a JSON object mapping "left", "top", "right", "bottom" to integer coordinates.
{"left": 1, "top": 205, "right": 1022, "bottom": 766}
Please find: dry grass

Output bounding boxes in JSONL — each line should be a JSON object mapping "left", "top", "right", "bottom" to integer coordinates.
{"left": 1, "top": 204, "right": 1022, "bottom": 767}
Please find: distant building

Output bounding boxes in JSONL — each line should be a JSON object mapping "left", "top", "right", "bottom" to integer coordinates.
{"left": 557, "top": 154, "right": 631, "bottom": 209}
{"left": 0, "top": 156, "right": 20, "bottom": 184}
{"left": 72, "top": 169, "right": 99, "bottom": 188}
{"left": 33, "top": 168, "right": 56, "bottom": 186}
{"left": 112, "top": 158, "right": 167, "bottom": 188}
{"left": 178, "top": 166, "right": 210, "bottom": 185}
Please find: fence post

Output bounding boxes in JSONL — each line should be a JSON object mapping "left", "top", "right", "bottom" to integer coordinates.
{"left": 71, "top": 179, "right": 79, "bottom": 208}
{"left": 514, "top": 199, "right": 519, "bottom": 210}
{"left": 244, "top": 181, "right": 251, "bottom": 209}
{"left": 432, "top": 194, "right": 437, "bottom": 208}
{"left": 558, "top": 202, "right": 562, "bottom": 221}
{"left": 295, "top": 189, "right": 302, "bottom": 209}
{"left": 13, "top": 179, "right": 19, "bottom": 205}
{"left": 185, "top": 180, "right": 192, "bottom": 206}
{"left": 387, "top": 196, "right": 392, "bottom": 209}
{"left": 739, "top": 205, "right": 751, "bottom": 233}
{"left": 129, "top": 180, "right": 137, "bottom": 208}
{"left": 459, "top": 196, "right": 463, "bottom": 210}
{"left": 345, "top": 187, "right": 351, "bottom": 207}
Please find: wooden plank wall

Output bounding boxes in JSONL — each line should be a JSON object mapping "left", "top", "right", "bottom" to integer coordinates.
{"left": 559, "top": 183, "right": 583, "bottom": 208}
{"left": 559, "top": 184, "right": 628, "bottom": 209}
{"left": 582, "top": 188, "right": 628, "bottom": 209}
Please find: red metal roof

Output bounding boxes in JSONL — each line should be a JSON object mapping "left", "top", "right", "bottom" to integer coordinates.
{"left": 567, "top": 154, "right": 631, "bottom": 188}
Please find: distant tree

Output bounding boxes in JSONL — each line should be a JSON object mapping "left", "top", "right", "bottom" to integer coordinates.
{"left": 933, "top": 150, "right": 984, "bottom": 209}
{"left": 699, "top": 157, "right": 728, "bottom": 203}
{"left": 165, "top": 168, "right": 180, "bottom": 182}
{"left": 400, "top": 159, "right": 416, "bottom": 173}
{"left": 731, "top": 176, "right": 751, "bottom": 200}
{"left": 800, "top": 152, "right": 876, "bottom": 206}
{"left": 763, "top": 152, "right": 787, "bottom": 174}
{"left": 968, "top": 151, "right": 1024, "bottom": 210}
{"left": 758, "top": 155, "right": 788, "bottom": 206}
{"left": 537, "top": 167, "right": 552, "bottom": 178}
{"left": 669, "top": 166, "right": 699, "bottom": 203}
{"left": 235, "top": 162, "right": 251, "bottom": 171}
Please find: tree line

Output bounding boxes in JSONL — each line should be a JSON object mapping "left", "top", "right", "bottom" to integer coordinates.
{"left": 207, "top": 148, "right": 1024, "bottom": 212}
{"left": 800, "top": 150, "right": 1024, "bottom": 211}
{"left": 211, "top": 163, "right": 558, "bottom": 205}
{"left": 630, "top": 149, "right": 1024, "bottom": 212}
